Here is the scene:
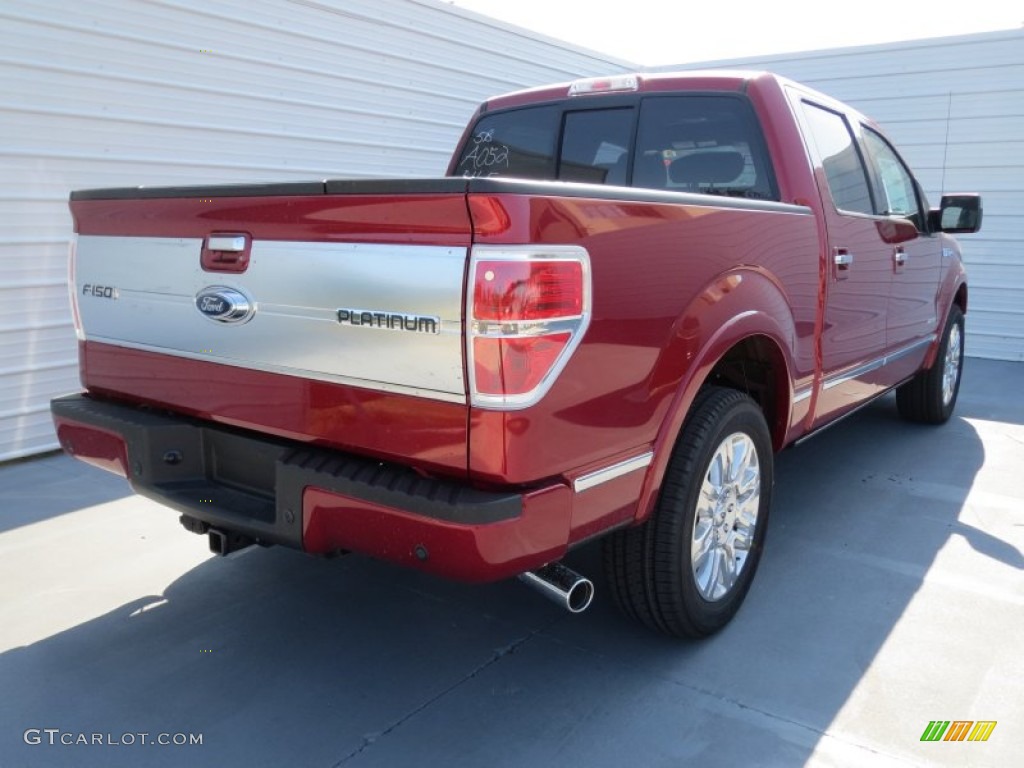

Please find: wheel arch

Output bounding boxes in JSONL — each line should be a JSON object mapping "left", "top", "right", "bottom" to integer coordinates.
{"left": 923, "top": 277, "right": 968, "bottom": 370}
{"left": 954, "top": 282, "right": 968, "bottom": 314}
{"left": 634, "top": 313, "right": 794, "bottom": 526}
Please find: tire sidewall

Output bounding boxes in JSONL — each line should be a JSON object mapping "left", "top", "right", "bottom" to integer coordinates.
{"left": 661, "top": 393, "right": 773, "bottom": 634}
{"left": 936, "top": 306, "right": 965, "bottom": 421}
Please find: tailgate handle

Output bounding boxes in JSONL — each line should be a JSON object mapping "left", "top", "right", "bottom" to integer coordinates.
{"left": 202, "top": 233, "right": 251, "bottom": 273}
{"left": 208, "top": 235, "right": 246, "bottom": 252}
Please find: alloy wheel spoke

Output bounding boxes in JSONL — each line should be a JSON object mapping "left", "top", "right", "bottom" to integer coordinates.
{"left": 943, "top": 324, "right": 961, "bottom": 405}
{"left": 720, "top": 546, "right": 737, "bottom": 589}
{"left": 691, "top": 521, "right": 714, "bottom": 567}
{"left": 708, "top": 452, "right": 726, "bottom": 492}
{"left": 690, "top": 431, "right": 761, "bottom": 602}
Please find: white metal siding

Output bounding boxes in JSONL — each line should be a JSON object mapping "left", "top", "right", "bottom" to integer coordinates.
{"left": 0, "top": 0, "right": 630, "bottom": 462}
{"left": 658, "top": 29, "right": 1024, "bottom": 362}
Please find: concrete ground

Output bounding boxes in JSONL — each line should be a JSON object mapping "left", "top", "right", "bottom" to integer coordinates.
{"left": 1, "top": 358, "right": 1021, "bottom": 768}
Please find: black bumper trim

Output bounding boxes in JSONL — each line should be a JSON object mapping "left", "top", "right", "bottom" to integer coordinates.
{"left": 51, "top": 395, "right": 522, "bottom": 548}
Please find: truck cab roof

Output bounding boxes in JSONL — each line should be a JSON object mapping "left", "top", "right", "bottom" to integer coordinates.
{"left": 483, "top": 70, "right": 772, "bottom": 112}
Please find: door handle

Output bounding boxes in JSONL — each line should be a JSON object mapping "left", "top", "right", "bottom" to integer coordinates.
{"left": 832, "top": 248, "right": 853, "bottom": 280}
{"left": 893, "top": 248, "right": 907, "bottom": 266}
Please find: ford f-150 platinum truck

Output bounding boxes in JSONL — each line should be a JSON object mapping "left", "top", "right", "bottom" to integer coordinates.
{"left": 51, "top": 71, "right": 981, "bottom": 638}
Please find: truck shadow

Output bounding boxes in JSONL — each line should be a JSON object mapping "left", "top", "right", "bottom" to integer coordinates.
{"left": 2, "top": 364, "right": 1017, "bottom": 767}
{"left": 0, "top": 451, "right": 133, "bottom": 534}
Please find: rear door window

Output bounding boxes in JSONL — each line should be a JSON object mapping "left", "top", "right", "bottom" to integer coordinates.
{"left": 799, "top": 103, "right": 874, "bottom": 215}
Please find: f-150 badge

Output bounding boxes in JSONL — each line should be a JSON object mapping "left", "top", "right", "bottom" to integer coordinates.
{"left": 195, "top": 287, "right": 255, "bottom": 324}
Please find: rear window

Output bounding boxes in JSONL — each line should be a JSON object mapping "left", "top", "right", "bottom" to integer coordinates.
{"left": 454, "top": 105, "right": 559, "bottom": 180}
{"left": 453, "top": 95, "right": 778, "bottom": 200}
{"left": 632, "top": 97, "right": 776, "bottom": 200}
{"left": 559, "top": 108, "right": 633, "bottom": 184}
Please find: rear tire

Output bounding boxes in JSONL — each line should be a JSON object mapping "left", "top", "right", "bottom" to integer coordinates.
{"left": 896, "top": 305, "right": 964, "bottom": 424}
{"left": 603, "top": 386, "right": 773, "bottom": 638}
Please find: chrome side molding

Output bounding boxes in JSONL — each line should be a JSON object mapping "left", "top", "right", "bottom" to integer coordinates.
{"left": 573, "top": 452, "right": 653, "bottom": 493}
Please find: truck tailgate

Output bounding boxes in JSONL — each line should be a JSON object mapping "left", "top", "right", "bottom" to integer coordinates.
{"left": 68, "top": 180, "right": 473, "bottom": 475}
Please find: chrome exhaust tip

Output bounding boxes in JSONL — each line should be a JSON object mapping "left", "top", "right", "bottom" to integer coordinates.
{"left": 518, "top": 562, "right": 594, "bottom": 614}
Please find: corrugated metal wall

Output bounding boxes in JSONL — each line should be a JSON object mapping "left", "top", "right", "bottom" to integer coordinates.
{"left": 4, "top": 6, "right": 1020, "bottom": 463}
{"left": 0, "top": 0, "right": 629, "bottom": 462}
{"left": 658, "top": 29, "right": 1024, "bottom": 362}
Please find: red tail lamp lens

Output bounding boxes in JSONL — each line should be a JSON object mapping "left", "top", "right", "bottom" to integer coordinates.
{"left": 474, "top": 260, "right": 583, "bottom": 322}
{"left": 473, "top": 333, "right": 571, "bottom": 396}
{"left": 468, "top": 247, "right": 590, "bottom": 407}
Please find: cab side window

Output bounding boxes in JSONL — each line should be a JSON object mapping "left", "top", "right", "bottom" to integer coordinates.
{"left": 862, "top": 128, "right": 925, "bottom": 231}
{"left": 800, "top": 102, "right": 874, "bottom": 215}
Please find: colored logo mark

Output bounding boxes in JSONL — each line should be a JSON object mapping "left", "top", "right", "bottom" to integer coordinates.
{"left": 920, "top": 720, "right": 997, "bottom": 742}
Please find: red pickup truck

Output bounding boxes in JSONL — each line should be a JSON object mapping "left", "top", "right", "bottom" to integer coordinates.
{"left": 52, "top": 71, "right": 980, "bottom": 638}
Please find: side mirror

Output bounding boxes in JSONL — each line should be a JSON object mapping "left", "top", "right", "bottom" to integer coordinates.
{"left": 929, "top": 194, "right": 982, "bottom": 234}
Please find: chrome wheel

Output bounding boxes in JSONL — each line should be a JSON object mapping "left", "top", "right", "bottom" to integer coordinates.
{"left": 603, "top": 387, "right": 772, "bottom": 638}
{"left": 895, "top": 305, "right": 964, "bottom": 424}
{"left": 942, "top": 322, "right": 962, "bottom": 407}
{"left": 691, "top": 432, "right": 761, "bottom": 601}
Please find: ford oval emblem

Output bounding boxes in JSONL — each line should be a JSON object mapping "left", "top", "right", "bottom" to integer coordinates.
{"left": 195, "top": 286, "right": 255, "bottom": 324}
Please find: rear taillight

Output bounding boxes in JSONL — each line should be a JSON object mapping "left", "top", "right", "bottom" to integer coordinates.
{"left": 467, "top": 246, "right": 590, "bottom": 409}
{"left": 67, "top": 236, "right": 83, "bottom": 341}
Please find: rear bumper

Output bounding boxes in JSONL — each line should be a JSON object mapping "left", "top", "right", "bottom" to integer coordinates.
{"left": 50, "top": 394, "right": 571, "bottom": 582}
